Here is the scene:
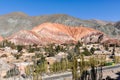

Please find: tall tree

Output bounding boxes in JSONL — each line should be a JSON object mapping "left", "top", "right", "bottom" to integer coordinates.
{"left": 72, "top": 56, "right": 78, "bottom": 80}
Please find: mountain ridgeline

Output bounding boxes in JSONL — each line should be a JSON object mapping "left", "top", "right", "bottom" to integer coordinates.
{"left": 0, "top": 12, "right": 120, "bottom": 39}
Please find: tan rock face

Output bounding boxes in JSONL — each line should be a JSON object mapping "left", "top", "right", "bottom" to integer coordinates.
{"left": 7, "top": 23, "right": 107, "bottom": 45}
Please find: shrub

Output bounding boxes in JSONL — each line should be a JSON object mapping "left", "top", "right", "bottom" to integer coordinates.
{"left": 90, "top": 47, "right": 96, "bottom": 54}
{"left": 13, "top": 53, "right": 23, "bottom": 59}
{"left": 4, "top": 66, "right": 20, "bottom": 78}
{"left": 82, "top": 47, "right": 91, "bottom": 56}
{"left": 16, "top": 45, "right": 23, "bottom": 52}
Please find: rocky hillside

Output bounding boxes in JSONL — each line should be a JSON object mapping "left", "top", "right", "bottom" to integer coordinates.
{"left": 0, "top": 12, "right": 120, "bottom": 39}
{"left": 7, "top": 23, "right": 107, "bottom": 45}
{"left": 7, "top": 30, "right": 43, "bottom": 45}
{"left": 114, "top": 21, "right": 120, "bottom": 29}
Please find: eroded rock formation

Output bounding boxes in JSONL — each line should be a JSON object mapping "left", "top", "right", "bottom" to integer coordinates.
{"left": 7, "top": 23, "right": 108, "bottom": 45}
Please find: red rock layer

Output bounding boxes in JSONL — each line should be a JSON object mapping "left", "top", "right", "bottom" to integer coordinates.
{"left": 0, "top": 36, "right": 3, "bottom": 42}
{"left": 8, "top": 23, "right": 109, "bottom": 45}
{"left": 32, "top": 23, "right": 104, "bottom": 44}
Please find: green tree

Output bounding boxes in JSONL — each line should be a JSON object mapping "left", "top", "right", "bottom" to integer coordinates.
{"left": 16, "top": 45, "right": 23, "bottom": 52}
{"left": 72, "top": 56, "right": 78, "bottom": 80}
{"left": 74, "top": 41, "right": 82, "bottom": 55}
{"left": 90, "top": 47, "right": 96, "bottom": 54}
{"left": 61, "top": 58, "right": 68, "bottom": 72}
{"left": 25, "top": 60, "right": 47, "bottom": 80}
{"left": 82, "top": 47, "right": 91, "bottom": 56}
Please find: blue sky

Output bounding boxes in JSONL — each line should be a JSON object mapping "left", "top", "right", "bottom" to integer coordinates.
{"left": 0, "top": 0, "right": 120, "bottom": 21}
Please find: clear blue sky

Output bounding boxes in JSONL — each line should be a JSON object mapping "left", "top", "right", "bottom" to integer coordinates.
{"left": 0, "top": 0, "right": 120, "bottom": 21}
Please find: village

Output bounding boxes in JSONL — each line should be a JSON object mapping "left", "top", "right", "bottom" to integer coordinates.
{"left": 0, "top": 39, "right": 120, "bottom": 80}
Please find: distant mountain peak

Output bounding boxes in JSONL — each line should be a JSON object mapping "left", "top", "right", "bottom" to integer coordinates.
{"left": 2, "top": 12, "right": 28, "bottom": 17}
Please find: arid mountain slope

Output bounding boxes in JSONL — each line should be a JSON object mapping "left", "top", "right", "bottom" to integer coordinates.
{"left": 7, "top": 30, "right": 44, "bottom": 45}
{"left": 7, "top": 23, "right": 106, "bottom": 45}
{"left": 0, "top": 12, "right": 120, "bottom": 39}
